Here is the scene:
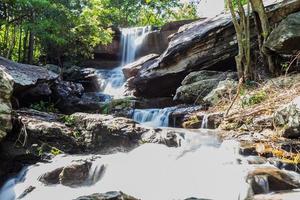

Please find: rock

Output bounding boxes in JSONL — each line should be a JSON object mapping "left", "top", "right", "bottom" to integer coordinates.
{"left": 132, "top": 0, "right": 300, "bottom": 98}
{"left": 203, "top": 79, "right": 238, "bottom": 105}
{"left": 59, "top": 160, "right": 92, "bottom": 187}
{"left": 246, "top": 156, "right": 267, "bottom": 165}
{"left": 174, "top": 71, "right": 237, "bottom": 104}
{"left": 17, "top": 186, "right": 36, "bottom": 199}
{"left": 39, "top": 160, "right": 92, "bottom": 187}
{"left": 169, "top": 105, "right": 203, "bottom": 128}
{"left": 247, "top": 167, "right": 300, "bottom": 194}
{"left": 141, "top": 128, "right": 183, "bottom": 147}
{"left": 62, "top": 67, "right": 100, "bottom": 92}
{"left": 182, "top": 112, "right": 224, "bottom": 129}
{"left": 0, "top": 69, "right": 13, "bottom": 141}
{"left": 0, "top": 56, "right": 58, "bottom": 91}
{"left": 75, "top": 191, "right": 139, "bottom": 200}
{"left": 39, "top": 167, "right": 64, "bottom": 185}
{"left": 253, "top": 115, "right": 274, "bottom": 130}
{"left": 44, "top": 64, "right": 61, "bottom": 75}
{"left": 265, "top": 11, "right": 300, "bottom": 55}
{"left": 134, "top": 97, "right": 177, "bottom": 109}
{"left": 70, "top": 113, "right": 147, "bottom": 152}
{"left": 14, "top": 109, "right": 80, "bottom": 153}
{"left": 122, "top": 54, "right": 159, "bottom": 79}
{"left": 273, "top": 96, "right": 300, "bottom": 138}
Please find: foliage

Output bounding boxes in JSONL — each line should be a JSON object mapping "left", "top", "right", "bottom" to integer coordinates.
{"left": 0, "top": 0, "right": 197, "bottom": 64}
{"left": 60, "top": 115, "right": 76, "bottom": 127}
{"left": 241, "top": 90, "right": 267, "bottom": 107}
{"left": 30, "top": 101, "right": 58, "bottom": 113}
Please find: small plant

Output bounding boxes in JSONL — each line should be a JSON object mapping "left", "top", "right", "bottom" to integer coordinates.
{"left": 30, "top": 101, "right": 58, "bottom": 113}
{"left": 50, "top": 147, "right": 62, "bottom": 156}
{"left": 60, "top": 115, "right": 76, "bottom": 126}
{"left": 241, "top": 90, "right": 267, "bottom": 107}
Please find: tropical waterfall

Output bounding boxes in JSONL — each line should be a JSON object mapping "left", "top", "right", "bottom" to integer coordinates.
{"left": 98, "top": 26, "right": 151, "bottom": 98}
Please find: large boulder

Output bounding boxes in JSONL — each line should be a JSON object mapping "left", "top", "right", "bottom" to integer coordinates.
{"left": 133, "top": 0, "right": 300, "bottom": 98}
{"left": 0, "top": 57, "right": 58, "bottom": 91}
{"left": 273, "top": 96, "right": 300, "bottom": 138}
{"left": 0, "top": 69, "right": 13, "bottom": 141}
{"left": 265, "top": 11, "right": 300, "bottom": 54}
{"left": 173, "top": 70, "right": 236, "bottom": 103}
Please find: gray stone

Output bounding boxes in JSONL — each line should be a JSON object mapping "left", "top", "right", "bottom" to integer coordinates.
{"left": 273, "top": 96, "right": 300, "bottom": 138}
{"left": 174, "top": 70, "right": 236, "bottom": 104}
{"left": 265, "top": 11, "right": 300, "bottom": 54}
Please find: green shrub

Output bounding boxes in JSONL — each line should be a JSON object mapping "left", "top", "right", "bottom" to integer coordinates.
{"left": 241, "top": 90, "right": 267, "bottom": 107}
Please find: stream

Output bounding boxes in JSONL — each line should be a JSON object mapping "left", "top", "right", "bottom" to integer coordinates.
{"left": 1, "top": 26, "right": 299, "bottom": 200}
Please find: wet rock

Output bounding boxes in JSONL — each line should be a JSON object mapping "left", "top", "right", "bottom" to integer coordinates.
{"left": 71, "top": 113, "right": 147, "bottom": 152}
{"left": 265, "top": 11, "right": 300, "bottom": 55}
{"left": 169, "top": 105, "right": 203, "bottom": 128}
{"left": 0, "top": 68, "right": 13, "bottom": 141}
{"left": 59, "top": 160, "right": 92, "bottom": 187}
{"left": 273, "top": 96, "right": 300, "bottom": 138}
{"left": 14, "top": 109, "right": 79, "bottom": 153}
{"left": 203, "top": 79, "right": 237, "bottom": 106}
{"left": 239, "top": 143, "right": 258, "bottom": 156}
{"left": 132, "top": 0, "right": 300, "bottom": 98}
{"left": 247, "top": 167, "right": 300, "bottom": 194}
{"left": 122, "top": 54, "right": 159, "bottom": 79}
{"left": 135, "top": 97, "right": 177, "bottom": 109}
{"left": 246, "top": 156, "right": 267, "bottom": 165}
{"left": 39, "top": 160, "right": 92, "bottom": 187}
{"left": 17, "top": 186, "right": 36, "bottom": 199}
{"left": 182, "top": 112, "right": 224, "bottom": 129}
{"left": 75, "top": 191, "right": 139, "bottom": 200}
{"left": 174, "top": 71, "right": 236, "bottom": 104}
{"left": 39, "top": 167, "right": 64, "bottom": 185}
{"left": 141, "top": 128, "right": 183, "bottom": 147}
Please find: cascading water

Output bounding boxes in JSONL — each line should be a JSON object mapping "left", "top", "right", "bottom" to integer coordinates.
{"left": 133, "top": 107, "right": 174, "bottom": 127}
{"left": 0, "top": 130, "right": 275, "bottom": 200}
{"left": 98, "top": 26, "right": 151, "bottom": 98}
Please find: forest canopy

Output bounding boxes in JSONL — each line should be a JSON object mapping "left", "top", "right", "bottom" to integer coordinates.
{"left": 0, "top": 0, "right": 198, "bottom": 65}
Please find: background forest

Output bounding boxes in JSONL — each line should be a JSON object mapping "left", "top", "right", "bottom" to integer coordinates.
{"left": 0, "top": 0, "right": 198, "bottom": 65}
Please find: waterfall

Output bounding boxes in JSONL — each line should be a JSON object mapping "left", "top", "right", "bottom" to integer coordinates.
{"left": 200, "top": 114, "right": 208, "bottom": 129}
{"left": 98, "top": 26, "right": 151, "bottom": 98}
{"left": 133, "top": 107, "right": 174, "bottom": 127}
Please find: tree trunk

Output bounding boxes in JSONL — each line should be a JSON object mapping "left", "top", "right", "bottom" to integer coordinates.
{"left": 6, "top": 25, "right": 16, "bottom": 59}
{"left": 22, "top": 30, "right": 28, "bottom": 63}
{"left": 27, "top": 31, "right": 34, "bottom": 64}
{"left": 18, "top": 25, "right": 23, "bottom": 62}
{"left": 250, "top": 0, "right": 275, "bottom": 74}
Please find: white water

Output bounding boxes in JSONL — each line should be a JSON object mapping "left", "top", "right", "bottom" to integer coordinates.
{"left": 200, "top": 114, "right": 208, "bottom": 129}
{"left": 98, "top": 26, "right": 151, "bottom": 98}
{"left": 0, "top": 131, "right": 259, "bottom": 200}
{"left": 133, "top": 107, "right": 174, "bottom": 127}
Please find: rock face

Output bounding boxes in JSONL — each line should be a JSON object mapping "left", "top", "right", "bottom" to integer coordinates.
{"left": 133, "top": 0, "right": 300, "bottom": 98}
{"left": 0, "top": 69, "right": 13, "bottom": 141}
{"left": 273, "top": 96, "right": 300, "bottom": 138}
{"left": 265, "top": 11, "right": 300, "bottom": 54}
{"left": 75, "top": 191, "right": 139, "bottom": 200}
{"left": 174, "top": 70, "right": 237, "bottom": 103}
